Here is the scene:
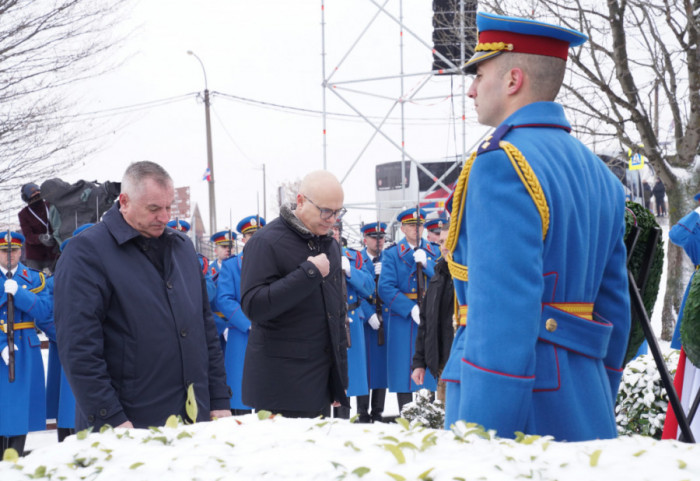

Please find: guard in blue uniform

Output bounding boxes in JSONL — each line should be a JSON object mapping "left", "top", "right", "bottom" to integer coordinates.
{"left": 0, "top": 232, "right": 53, "bottom": 457}
{"left": 330, "top": 221, "right": 374, "bottom": 419}
{"left": 167, "top": 219, "right": 216, "bottom": 303}
{"left": 377, "top": 209, "right": 439, "bottom": 413}
{"left": 209, "top": 230, "right": 236, "bottom": 283}
{"left": 424, "top": 217, "right": 444, "bottom": 247}
{"left": 358, "top": 222, "right": 389, "bottom": 423}
{"left": 444, "top": 13, "right": 630, "bottom": 440}
{"left": 214, "top": 215, "right": 265, "bottom": 415}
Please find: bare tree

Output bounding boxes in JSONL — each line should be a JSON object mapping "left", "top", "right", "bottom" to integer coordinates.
{"left": 0, "top": 0, "right": 132, "bottom": 219}
{"left": 480, "top": 0, "right": 700, "bottom": 339}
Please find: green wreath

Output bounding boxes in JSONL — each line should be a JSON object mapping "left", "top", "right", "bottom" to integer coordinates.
{"left": 623, "top": 201, "right": 664, "bottom": 365}
{"left": 681, "top": 270, "right": 700, "bottom": 366}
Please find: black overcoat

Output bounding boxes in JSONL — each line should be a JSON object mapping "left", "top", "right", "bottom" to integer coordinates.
{"left": 240, "top": 206, "right": 349, "bottom": 412}
{"left": 413, "top": 258, "right": 454, "bottom": 379}
{"left": 54, "top": 204, "right": 230, "bottom": 430}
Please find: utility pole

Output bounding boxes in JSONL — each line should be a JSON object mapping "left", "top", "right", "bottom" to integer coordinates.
{"left": 188, "top": 50, "right": 217, "bottom": 234}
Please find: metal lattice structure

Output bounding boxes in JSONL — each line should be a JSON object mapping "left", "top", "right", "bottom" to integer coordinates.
{"left": 320, "top": 0, "right": 482, "bottom": 239}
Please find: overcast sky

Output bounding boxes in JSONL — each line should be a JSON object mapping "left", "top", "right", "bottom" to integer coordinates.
{"left": 61, "top": 0, "right": 485, "bottom": 241}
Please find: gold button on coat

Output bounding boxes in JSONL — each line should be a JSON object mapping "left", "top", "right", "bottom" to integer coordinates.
{"left": 545, "top": 318, "right": 557, "bottom": 332}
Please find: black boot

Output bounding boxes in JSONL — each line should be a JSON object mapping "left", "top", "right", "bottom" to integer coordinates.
{"left": 356, "top": 395, "right": 371, "bottom": 423}
{"left": 396, "top": 392, "right": 413, "bottom": 415}
{"left": 3, "top": 435, "right": 27, "bottom": 457}
{"left": 370, "top": 389, "right": 386, "bottom": 423}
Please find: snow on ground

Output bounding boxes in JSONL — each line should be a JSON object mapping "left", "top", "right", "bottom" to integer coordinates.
{"left": 4, "top": 414, "right": 700, "bottom": 481}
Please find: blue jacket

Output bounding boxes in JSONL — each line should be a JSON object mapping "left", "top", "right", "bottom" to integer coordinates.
{"left": 54, "top": 204, "right": 231, "bottom": 430}
{"left": 669, "top": 210, "right": 700, "bottom": 349}
{"left": 446, "top": 102, "right": 630, "bottom": 441}
{"left": 0, "top": 263, "right": 52, "bottom": 436}
{"left": 378, "top": 237, "right": 439, "bottom": 393}
{"left": 215, "top": 253, "right": 252, "bottom": 409}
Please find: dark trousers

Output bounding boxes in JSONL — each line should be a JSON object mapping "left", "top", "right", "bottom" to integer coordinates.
{"left": 57, "top": 428, "right": 75, "bottom": 443}
{"left": 0, "top": 435, "right": 27, "bottom": 458}
{"left": 356, "top": 388, "right": 386, "bottom": 422}
{"left": 332, "top": 405, "right": 350, "bottom": 419}
{"left": 396, "top": 392, "right": 414, "bottom": 414}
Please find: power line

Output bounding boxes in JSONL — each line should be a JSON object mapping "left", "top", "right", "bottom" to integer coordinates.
{"left": 212, "top": 91, "right": 463, "bottom": 125}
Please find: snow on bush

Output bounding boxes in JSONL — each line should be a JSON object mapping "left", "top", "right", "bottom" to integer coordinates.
{"left": 616, "top": 350, "right": 679, "bottom": 438}
{"left": 399, "top": 389, "right": 445, "bottom": 429}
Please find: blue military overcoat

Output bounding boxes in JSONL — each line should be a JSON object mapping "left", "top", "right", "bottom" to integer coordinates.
{"left": 54, "top": 204, "right": 231, "bottom": 430}
{"left": 343, "top": 247, "right": 374, "bottom": 397}
{"left": 0, "top": 263, "right": 52, "bottom": 436}
{"left": 445, "top": 102, "right": 630, "bottom": 441}
{"left": 214, "top": 253, "right": 252, "bottom": 410}
{"left": 378, "top": 238, "right": 439, "bottom": 393}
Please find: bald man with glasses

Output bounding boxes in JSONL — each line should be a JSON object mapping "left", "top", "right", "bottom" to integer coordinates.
{"left": 240, "top": 170, "right": 350, "bottom": 418}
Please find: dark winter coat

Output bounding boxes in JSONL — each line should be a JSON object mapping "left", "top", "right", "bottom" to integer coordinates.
{"left": 240, "top": 205, "right": 349, "bottom": 413}
{"left": 412, "top": 258, "right": 454, "bottom": 379}
{"left": 17, "top": 200, "right": 59, "bottom": 263}
{"left": 54, "top": 203, "right": 230, "bottom": 430}
{"left": 652, "top": 179, "right": 666, "bottom": 200}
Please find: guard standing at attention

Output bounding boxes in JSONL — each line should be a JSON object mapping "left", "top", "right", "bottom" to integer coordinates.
{"left": 0, "top": 231, "right": 53, "bottom": 457}
{"left": 378, "top": 208, "right": 439, "bottom": 413}
{"left": 443, "top": 12, "right": 630, "bottom": 440}
{"left": 357, "top": 222, "right": 389, "bottom": 423}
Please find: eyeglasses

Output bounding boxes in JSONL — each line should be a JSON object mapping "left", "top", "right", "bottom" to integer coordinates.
{"left": 303, "top": 195, "right": 347, "bottom": 221}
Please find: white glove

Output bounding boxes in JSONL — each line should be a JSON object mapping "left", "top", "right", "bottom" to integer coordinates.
{"left": 374, "top": 262, "right": 382, "bottom": 276}
{"left": 368, "top": 313, "right": 381, "bottom": 330}
{"left": 4, "top": 279, "right": 18, "bottom": 296}
{"left": 411, "top": 305, "right": 421, "bottom": 325}
{"left": 413, "top": 249, "right": 427, "bottom": 267}
{"left": 1, "top": 345, "right": 19, "bottom": 366}
{"left": 222, "top": 328, "right": 229, "bottom": 341}
{"left": 695, "top": 205, "right": 700, "bottom": 215}
{"left": 341, "top": 256, "right": 351, "bottom": 277}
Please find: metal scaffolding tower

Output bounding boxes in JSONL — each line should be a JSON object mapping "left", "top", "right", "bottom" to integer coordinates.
{"left": 320, "top": 0, "right": 482, "bottom": 235}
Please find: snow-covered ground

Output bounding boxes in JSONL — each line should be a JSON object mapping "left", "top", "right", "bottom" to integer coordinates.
{"left": 5, "top": 216, "right": 689, "bottom": 480}
{"left": 5, "top": 413, "right": 700, "bottom": 481}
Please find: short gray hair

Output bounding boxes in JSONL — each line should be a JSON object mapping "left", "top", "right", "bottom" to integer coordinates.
{"left": 121, "top": 161, "right": 172, "bottom": 196}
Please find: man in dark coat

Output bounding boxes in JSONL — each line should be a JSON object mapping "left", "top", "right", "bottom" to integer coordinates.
{"left": 240, "top": 170, "right": 349, "bottom": 418}
{"left": 411, "top": 224, "right": 454, "bottom": 403}
{"left": 54, "top": 161, "right": 231, "bottom": 430}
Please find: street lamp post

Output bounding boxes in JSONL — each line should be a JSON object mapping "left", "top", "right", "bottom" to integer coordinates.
{"left": 187, "top": 50, "right": 217, "bottom": 235}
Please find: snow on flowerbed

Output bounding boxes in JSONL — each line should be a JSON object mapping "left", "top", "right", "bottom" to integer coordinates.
{"left": 1, "top": 412, "right": 698, "bottom": 481}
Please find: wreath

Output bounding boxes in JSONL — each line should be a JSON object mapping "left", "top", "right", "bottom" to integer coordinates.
{"left": 623, "top": 201, "right": 664, "bottom": 365}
